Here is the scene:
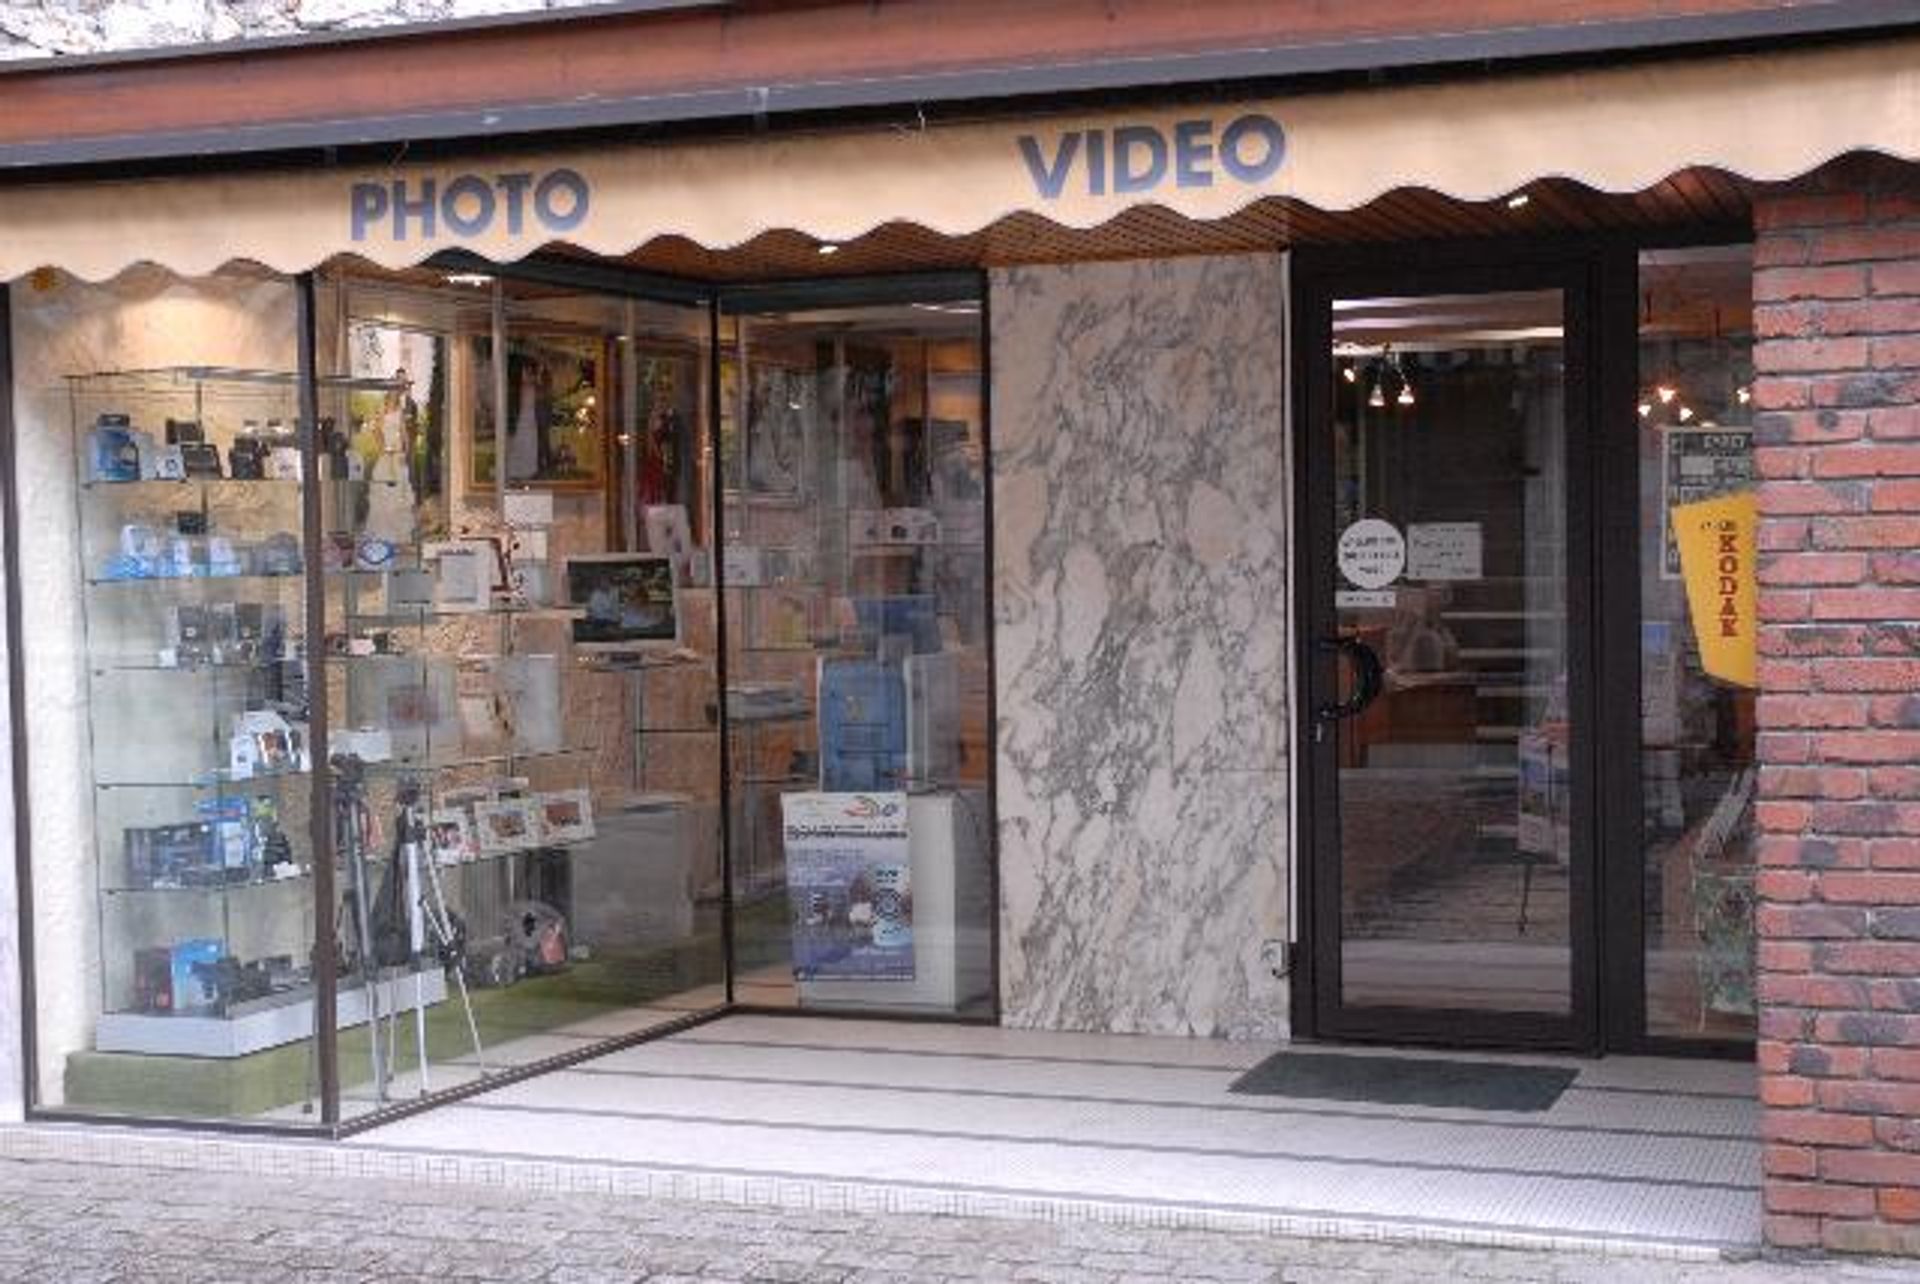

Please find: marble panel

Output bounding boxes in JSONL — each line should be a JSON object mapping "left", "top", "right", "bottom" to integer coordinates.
{"left": 991, "top": 255, "right": 1292, "bottom": 1040}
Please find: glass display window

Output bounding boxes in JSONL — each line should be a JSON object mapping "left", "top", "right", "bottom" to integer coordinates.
{"left": 7, "top": 257, "right": 993, "bottom": 1130}
{"left": 719, "top": 292, "right": 993, "bottom": 1017}
{"left": 1636, "top": 244, "right": 1756, "bottom": 1042}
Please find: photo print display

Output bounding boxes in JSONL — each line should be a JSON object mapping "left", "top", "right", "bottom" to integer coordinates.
{"left": 471, "top": 333, "right": 608, "bottom": 490}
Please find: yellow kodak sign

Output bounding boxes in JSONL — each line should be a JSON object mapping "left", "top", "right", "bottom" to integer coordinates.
{"left": 1671, "top": 490, "right": 1757, "bottom": 688}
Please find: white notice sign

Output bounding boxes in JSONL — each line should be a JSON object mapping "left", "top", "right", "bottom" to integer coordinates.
{"left": 1407, "top": 522, "right": 1483, "bottom": 581}
{"left": 1336, "top": 519, "right": 1406, "bottom": 590}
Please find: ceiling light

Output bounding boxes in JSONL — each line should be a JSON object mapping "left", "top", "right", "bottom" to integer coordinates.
{"left": 1367, "top": 383, "right": 1386, "bottom": 409}
{"left": 1736, "top": 386, "right": 1752, "bottom": 405}
{"left": 817, "top": 243, "right": 841, "bottom": 256}
{"left": 1637, "top": 402, "right": 1653, "bottom": 418}
{"left": 1506, "top": 193, "right": 1532, "bottom": 210}
{"left": 1678, "top": 405, "right": 1695, "bottom": 423}
{"left": 444, "top": 272, "right": 493, "bottom": 287}
{"left": 1396, "top": 384, "right": 1415, "bottom": 407}
{"left": 1342, "top": 366, "right": 1357, "bottom": 384}
{"left": 1656, "top": 385, "right": 1677, "bottom": 404}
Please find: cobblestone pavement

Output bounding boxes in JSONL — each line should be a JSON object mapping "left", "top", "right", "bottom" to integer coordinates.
{"left": 2, "top": 1156, "right": 1919, "bottom": 1284}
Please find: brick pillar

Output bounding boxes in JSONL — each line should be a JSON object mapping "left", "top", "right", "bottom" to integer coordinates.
{"left": 1753, "top": 157, "right": 1920, "bottom": 1255}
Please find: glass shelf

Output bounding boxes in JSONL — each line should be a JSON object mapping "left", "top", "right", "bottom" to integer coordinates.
{"left": 98, "top": 830, "right": 594, "bottom": 899}
{"left": 86, "top": 572, "right": 306, "bottom": 589}
{"left": 68, "top": 366, "right": 408, "bottom": 393}
{"left": 92, "top": 658, "right": 297, "bottom": 675}
{"left": 103, "top": 873, "right": 312, "bottom": 897}
{"left": 355, "top": 744, "right": 603, "bottom": 775}
{"left": 341, "top": 606, "right": 574, "bottom": 627}
{"left": 95, "top": 772, "right": 310, "bottom": 792}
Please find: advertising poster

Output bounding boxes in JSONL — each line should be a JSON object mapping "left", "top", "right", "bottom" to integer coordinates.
{"left": 1661, "top": 427, "right": 1753, "bottom": 577}
{"left": 781, "top": 792, "right": 914, "bottom": 981}
{"left": 1671, "top": 490, "right": 1758, "bottom": 688}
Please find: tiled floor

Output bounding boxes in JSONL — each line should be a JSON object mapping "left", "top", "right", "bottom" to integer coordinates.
{"left": 353, "top": 1013, "right": 1763, "bottom": 1254}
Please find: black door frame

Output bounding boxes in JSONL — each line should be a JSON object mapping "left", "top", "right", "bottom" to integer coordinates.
{"left": 1289, "top": 242, "right": 1607, "bottom": 1053}
{"left": 1289, "top": 230, "right": 1757, "bottom": 1058}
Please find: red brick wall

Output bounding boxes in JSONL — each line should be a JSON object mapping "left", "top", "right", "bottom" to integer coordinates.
{"left": 1753, "top": 156, "right": 1920, "bottom": 1256}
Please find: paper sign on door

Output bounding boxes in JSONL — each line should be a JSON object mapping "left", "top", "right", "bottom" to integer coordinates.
{"left": 1407, "top": 522, "right": 1483, "bottom": 581}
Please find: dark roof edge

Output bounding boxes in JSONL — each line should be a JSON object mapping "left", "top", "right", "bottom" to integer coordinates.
{"left": 2, "top": 0, "right": 1918, "bottom": 174}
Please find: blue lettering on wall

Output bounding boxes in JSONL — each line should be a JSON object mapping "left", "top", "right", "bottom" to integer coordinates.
{"left": 349, "top": 168, "right": 594, "bottom": 243}
{"left": 1014, "top": 113, "right": 1285, "bottom": 200}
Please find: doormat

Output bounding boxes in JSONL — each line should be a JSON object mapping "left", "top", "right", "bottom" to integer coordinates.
{"left": 1228, "top": 1051, "right": 1578, "bottom": 1113}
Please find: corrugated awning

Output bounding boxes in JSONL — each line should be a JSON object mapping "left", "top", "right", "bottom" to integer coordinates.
{"left": 2, "top": 36, "right": 1913, "bottom": 282}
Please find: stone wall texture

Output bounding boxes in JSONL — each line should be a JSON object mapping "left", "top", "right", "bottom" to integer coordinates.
{"left": 0, "top": 1, "right": 598, "bottom": 59}
{"left": 991, "top": 255, "right": 1292, "bottom": 1041}
{"left": 1752, "top": 155, "right": 1920, "bottom": 1256}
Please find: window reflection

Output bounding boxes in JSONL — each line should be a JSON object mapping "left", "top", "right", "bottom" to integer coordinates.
{"left": 1638, "top": 245, "right": 1757, "bottom": 1041}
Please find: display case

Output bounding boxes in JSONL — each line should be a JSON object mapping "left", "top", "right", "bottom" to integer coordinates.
{"left": 20, "top": 263, "right": 989, "bottom": 1132}
{"left": 719, "top": 303, "right": 994, "bottom": 1014}
{"left": 305, "top": 281, "right": 730, "bottom": 1117}
{"left": 67, "top": 367, "right": 414, "bottom": 1101}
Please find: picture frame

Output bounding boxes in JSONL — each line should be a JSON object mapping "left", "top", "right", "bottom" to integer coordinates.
{"left": 474, "top": 799, "right": 541, "bottom": 856}
{"left": 564, "top": 554, "right": 680, "bottom": 650}
{"left": 346, "top": 319, "right": 449, "bottom": 535}
{"left": 719, "top": 357, "right": 813, "bottom": 499}
{"left": 468, "top": 332, "right": 609, "bottom": 491}
{"left": 423, "top": 538, "right": 502, "bottom": 613}
{"left": 427, "top": 810, "right": 478, "bottom": 866}
{"left": 643, "top": 504, "right": 694, "bottom": 581}
{"left": 537, "top": 788, "right": 596, "bottom": 845}
{"left": 621, "top": 345, "right": 703, "bottom": 519}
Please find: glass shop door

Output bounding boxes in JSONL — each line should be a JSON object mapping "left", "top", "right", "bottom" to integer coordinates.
{"left": 1294, "top": 258, "right": 1599, "bottom": 1050}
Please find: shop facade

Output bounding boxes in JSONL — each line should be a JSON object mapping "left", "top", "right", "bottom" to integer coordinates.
{"left": 0, "top": 5, "right": 1916, "bottom": 1256}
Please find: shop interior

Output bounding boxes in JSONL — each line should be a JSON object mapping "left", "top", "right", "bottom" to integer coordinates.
{"left": 15, "top": 254, "right": 991, "bottom": 1126}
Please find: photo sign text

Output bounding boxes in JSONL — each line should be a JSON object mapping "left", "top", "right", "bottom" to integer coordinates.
{"left": 349, "top": 168, "right": 592, "bottom": 244}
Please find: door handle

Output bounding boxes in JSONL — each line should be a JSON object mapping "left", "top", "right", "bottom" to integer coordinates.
{"left": 1314, "top": 636, "right": 1384, "bottom": 725}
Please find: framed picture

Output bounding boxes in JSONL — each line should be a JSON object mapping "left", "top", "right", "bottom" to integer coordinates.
{"left": 427, "top": 810, "right": 478, "bottom": 866}
{"left": 469, "top": 332, "right": 609, "bottom": 491}
{"left": 423, "top": 538, "right": 503, "bottom": 612}
{"left": 626, "top": 346, "right": 702, "bottom": 509}
{"left": 537, "top": 789, "right": 596, "bottom": 845}
{"left": 719, "top": 358, "right": 812, "bottom": 498}
{"left": 474, "top": 799, "right": 540, "bottom": 856}
{"left": 564, "top": 554, "right": 680, "bottom": 650}
{"left": 643, "top": 504, "right": 693, "bottom": 581}
{"left": 347, "top": 320, "right": 448, "bottom": 537}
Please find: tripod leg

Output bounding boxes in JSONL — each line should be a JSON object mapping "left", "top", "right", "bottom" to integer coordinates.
{"left": 347, "top": 807, "right": 387, "bottom": 1104}
{"left": 424, "top": 849, "right": 488, "bottom": 1075}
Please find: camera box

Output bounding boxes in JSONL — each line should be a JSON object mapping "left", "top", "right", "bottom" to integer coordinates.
{"left": 133, "top": 939, "right": 224, "bottom": 1015}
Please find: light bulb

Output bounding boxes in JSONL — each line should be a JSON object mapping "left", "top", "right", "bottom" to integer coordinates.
{"left": 1637, "top": 402, "right": 1653, "bottom": 418}
{"left": 1678, "top": 405, "right": 1695, "bottom": 423}
{"left": 1342, "top": 366, "right": 1357, "bottom": 384}
{"left": 1367, "top": 384, "right": 1386, "bottom": 409}
{"left": 1396, "top": 385, "right": 1415, "bottom": 407}
{"left": 1736, "top": 386, "right": 1751, "bottom": 405}
{"left": 1657, "top": 385, "right": 1677, "bottom": 404}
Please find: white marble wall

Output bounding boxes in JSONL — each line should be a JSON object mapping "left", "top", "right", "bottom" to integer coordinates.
{"left": 992, "top": 255, "right": 1292, "bottom": 1041}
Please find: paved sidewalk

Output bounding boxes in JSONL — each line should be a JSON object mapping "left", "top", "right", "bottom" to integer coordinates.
{"left": 0, "top": 1156, "right": 1917, "bottom": 1284}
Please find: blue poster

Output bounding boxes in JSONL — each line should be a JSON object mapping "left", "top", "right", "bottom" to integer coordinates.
{"left": 781, "top": 792, "right": 913, "bottom": 981}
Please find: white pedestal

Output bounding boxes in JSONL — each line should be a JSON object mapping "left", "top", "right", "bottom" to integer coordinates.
{"left": 96, "top": 967, "right": 447, "bottom": 1059}
{"left": 797, "top": 791, "right": 991, "bottom": 1014}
